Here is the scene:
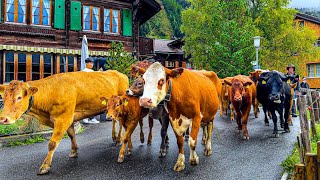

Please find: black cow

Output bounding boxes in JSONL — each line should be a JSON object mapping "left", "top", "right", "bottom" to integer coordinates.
{"left": 126, "top": 77, "right": 170, "bottom": 157}
{"left": 257, "top": 70, "right": 296, "bottom": 137}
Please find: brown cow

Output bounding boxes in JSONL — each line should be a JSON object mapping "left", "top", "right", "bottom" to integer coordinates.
{"left": 0, "top": 71, "right": 128, "bottom": 175}
{"left": 101, "top": 95, "right": 149, "bottom": 163}
{"left": 220, "top": 77, "right": 233, "bottom": 118}
{"left": 224, "top": 75, "right": 256, "bottom": 140}
{"left": 139, "top": 62, "right": 219, "bottom": 171}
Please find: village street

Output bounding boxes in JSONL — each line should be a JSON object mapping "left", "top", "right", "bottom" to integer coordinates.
{"left": 0, "top": 111, "right": 300, "bottom": 180}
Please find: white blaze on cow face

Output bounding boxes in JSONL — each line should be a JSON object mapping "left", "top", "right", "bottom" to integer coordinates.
{"left": 170, "top": 114, "right": 192, "bottom": 136}
{"left": 140, "top": 62, "right": 167, "bottom": 108}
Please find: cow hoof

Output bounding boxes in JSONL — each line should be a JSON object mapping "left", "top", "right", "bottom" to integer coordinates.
{"left": 265, "top": 123, "right": 269, "bottom": 126}
{"left": 37, "top": 165, "right": 50, "bottom": 175}
{"left": 274, "top": 134, "right": 279, "bottom": 138}
{"left": 159, "top": 149, "right": 166, "bottom": 157}
{"left": 288, "top": 122, "right": 293, "bottom": 126}
{"left": 69, "top": 151, "right": 78, "bottom": 158}
{"left": 285, "top": 129, "right": 290, "bottom": 133}
{"left": 189, "top": 156, "right": 199, "bottom": 165}
{"left": 280, "top": 124, "right": 284, "bottom": 128}
{"left": 204, "top": 149, "right": 212, "bottom": 156}
{"left": 140, "top": 137, "right": 145, "bottom": 144}
{"left": 117, "top": 155, "right": 124, "bottom": 163}
{"left": 243, "top": 136, "right": 249, "bottom": 140}
{"left": 126, "top": 150, "right": 132, "bottom": 156}
{"left": 173, "top": 163, "right": 185, "bottom": 172}
{"left": 147, "top": 138, "right": 152, "bottom": 145}
{"left": 255, "top": 115, "right": 258, "bottom": 118}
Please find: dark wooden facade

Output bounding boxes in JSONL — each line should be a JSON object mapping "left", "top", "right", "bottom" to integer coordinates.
{"left": 0, "top": 0, "right": 160, "bottom": 83}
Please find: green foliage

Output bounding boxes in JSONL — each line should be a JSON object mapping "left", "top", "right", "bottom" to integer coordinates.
{"left": 0, "top": 120, "right": 24, "bottom": 135}
{"left": 251, "top": 0, "right": 320, "bottom": 75}
{"left": 281, "top": 124, "right": 320, "bottom": 174}
{"left": 8, "top": 135, "right": 45, "bottom": 147}
{"left": 162, "top": 0, "right": 184, "bottom": 38}
{"left": 140, "top": 9, "right": 173, "bottom": 39}
{"left": 181, "top": 0, "right": 256, "bottom": 77}
{"left": 104, "top": 42, "right": 137, "bottom": 78}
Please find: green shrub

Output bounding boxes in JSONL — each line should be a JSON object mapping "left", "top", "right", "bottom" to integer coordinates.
{"left": 8, "top": 135, "right": 45, "bottom": 147}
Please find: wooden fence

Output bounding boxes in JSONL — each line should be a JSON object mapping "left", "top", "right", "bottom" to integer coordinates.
{"left": 294, "top": 88, "right": 320, "bottom": 180}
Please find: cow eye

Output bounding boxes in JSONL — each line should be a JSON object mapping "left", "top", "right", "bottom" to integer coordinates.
{"left": 17, "top": 96, "right": 22, "bottom": 102}
{"left": 137, "top": 82, "right": 143, "bottom": 86}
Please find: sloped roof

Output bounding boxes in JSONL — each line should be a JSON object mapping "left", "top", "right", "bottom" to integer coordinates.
{"left": 295, "top": 13, "right": 320, "bottom": 25}
{"left": 154, "top": 39, "right": 184, "bottom": 54}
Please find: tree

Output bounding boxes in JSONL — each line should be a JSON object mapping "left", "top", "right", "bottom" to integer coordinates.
{"left": 104, "top": 42, "right": 137, "bottom": 78}
{"left": 181, "top": 0, "right": 256, "bottom": 77}
{"left": 250, "top": 0, "right": 320, "bottom": 75}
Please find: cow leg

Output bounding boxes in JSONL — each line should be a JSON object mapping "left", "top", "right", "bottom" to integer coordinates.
{"left": 201, "top": 123, "right": 207, "bottom": 145}
{"left": 204, "top": 122, "right": 213, "bottom": 155}
{"left": 118, "top": 121, "right": 138, "bottom": 163}
{"left": 263, "top": 106, "right": 269, "bottom": 126}
{"left": 112, "top": 119, "right": 117, "bottom": 143}
{"left": 173, "top": 134, "right": 185, "bottom": 171}
{"left": 116, "top": 122, "right": 123, "bottom": 146}
{"left": 235, "top": 109, "right": 242, "bottom": 131}
{"left": 253, "top": 98, "right": 259, "bottom": 118}
{"left": 189, "top": 117, "right": 201, "bottom": 166}
{"left": 284, "top": 100, "right": 291, "bottom": 132}
{"left": 38, "top": 115, "right": 73, "bottom": 175}
{"left": 219, "top": 97, "right": 224, "bottom": 117}
{"left": 139, "top": 118, "right": 145, "bottom": 143}
{"left": 67, "top": 125, "right": 78, "bottom": 158}
{"left": 147, "top": 116, "right": 153, "bottom": 145}
{"left": 241, "top": 106, "right": 251, "bottom": 140}
{"left": 271, "top": 110, "right": 279, "bottom": 137}
{"left": 278, "top": 106, "right": 284, "bottom": 129}
{"left": 184, "top": 128, "right": 190, "bottom": 141}
{"left": 159, "top": 114, "right": 170, "bottom": 157}
{"left": 230, "top": 105, "right": 235, "bottom": 121}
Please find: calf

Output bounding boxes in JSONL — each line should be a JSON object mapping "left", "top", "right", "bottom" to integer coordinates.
{"left": 257, "top": 71, "right": 296, "bottom": 137}
{"left": 220, "top": 77, "right": 233, "bottom": 119}
{"left": 0, "top": 71, "right": 128, "bottom": 174}
{"left": 102, "top": 95, "right": 149, "bottom": 163}
{"left": 224, "top": 75, "right": 256, "bottom": 140}
{"left": 127, "top": 77, "right": 170, "bottom": 157}
{"left": 139, "top": 62, "right": 219, "bottom": 171}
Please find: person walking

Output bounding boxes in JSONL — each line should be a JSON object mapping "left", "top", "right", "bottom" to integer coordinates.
{"left": 300, "top": 77, "right": 310, "bottom": 95}
{"left": 82, "top": 57, "right": 100, "bottom": 124}
{"left": 286, "top": 63, "right": 299, "bottom": 117}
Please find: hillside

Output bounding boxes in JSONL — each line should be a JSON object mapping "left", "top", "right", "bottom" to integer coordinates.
{"left": 139, "top": 0, "right": 189, "bottom": 39}
{"left": 298, "top": 8, "right": 320, "bottom": 18}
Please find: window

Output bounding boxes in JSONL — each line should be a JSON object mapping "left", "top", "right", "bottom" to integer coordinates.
{"left": 43, "top": 54, "right": 52, "bottom": 78}
{"left": 316, "top": 64, "right": 320, "bottom": 77}
{"left": 31, "top": 0, "right": 51, "bottom": 26}
{"left": 83, "top": 6, "right": 100, "bottom": 31}
{"left": 32, "top": 54, "right": 40, "bottom": 80}
{"left": 60, "top": 55, "right": 75, "bottom": 73}
{"left": 5, "top": 0, "right": 26, "bottom": 23}
{"left": 5, "top": 52, "right": 14, "bottom": 82}
{"left": 186, "top": 62, "right": 192, "bottom": 69}
{"left": 316, "top": 39, "right": 320, "bottom": 47}
{"left": 104, "top": 9, "right": 120, "bottom": 33}
{"left": 167, "top": 61, "right": 175, "bottom": 68}
{"left": 298, "top": 21, "right": 304, "bottom": 28}
{"left": 17, "top": 53, "right": 26, "bottom": 82}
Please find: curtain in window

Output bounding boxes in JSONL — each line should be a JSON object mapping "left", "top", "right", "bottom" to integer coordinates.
{"left": 6, "top": 0, "right": 15, "bottom": 22}
{"left": 32, "top": 0, "right": 40, "bottom": 24}
{"left": 316, "top": 64, "right": 320, "bottom": 77}
{"left": 112, "top": 10, "right": 118, "bottom": 33}
{"left": 104, "top": 9, "right": 110, "bottom": 32}
{"left": 308, "top": 65, "right": 314, "bottom": 77}
{"left": 92, "top": 7, "right": 99, "bottom": 31}
{"left": 83, "top": 6, "right": 90, "bottom": 30}
{"left": 42, "top": 0, "right": 50, "bottom": 25}
{"left": 18, "top": 0, "right": 26, "bottom": 23}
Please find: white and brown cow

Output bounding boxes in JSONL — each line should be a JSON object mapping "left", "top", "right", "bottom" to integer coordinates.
{"left": 139, "top": 62, "right": 219, "bottom": 171}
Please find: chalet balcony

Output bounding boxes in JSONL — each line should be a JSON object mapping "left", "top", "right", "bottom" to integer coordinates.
{"left": 139, "top": 37, "right": 154, "bottom": 55}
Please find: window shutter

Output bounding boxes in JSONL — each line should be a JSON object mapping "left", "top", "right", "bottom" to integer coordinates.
{"left": 54, "top": 0, "right": 65, "bottom": 29}
{"left": 0, "top": 0, "right": 3, "bottom": 22}
{"left": 70, "top": 1, "right": 82, "bottom": 31}
{"left": 122, "top": 9, "right": 132, "bottom": 36}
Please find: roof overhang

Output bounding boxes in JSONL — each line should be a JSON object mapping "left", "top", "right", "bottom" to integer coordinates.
{"left": 295, "top": 13, "right": 320, "bottom": 25}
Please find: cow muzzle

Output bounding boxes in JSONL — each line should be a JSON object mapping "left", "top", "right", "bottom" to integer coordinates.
{"left": 233, "top": 96, "right": 242, "bottom": 102}
{"left": 126, "top": 89, "right": 134, "bottom": 96}
{"left": 269, "top": 94, "right": 281, "bottom": 103}
{"left": 139, "top": 97, "right": 154, "bottom": 108}
{"left": 0, "top": 117, "right": 11, "bottom": 125}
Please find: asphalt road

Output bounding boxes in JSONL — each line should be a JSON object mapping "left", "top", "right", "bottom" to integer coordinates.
{"left": 0, "top": 110, "right": 300, "bottom": 180}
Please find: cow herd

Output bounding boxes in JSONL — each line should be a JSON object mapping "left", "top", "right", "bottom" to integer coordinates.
{"left": 0, "top": 63, "right": 298, "bottom": 175}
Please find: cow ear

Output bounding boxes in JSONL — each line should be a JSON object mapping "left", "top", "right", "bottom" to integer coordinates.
{"left": 243, "top": 81, "right": 252, "bottom": 87}
{"left": 224, "top": 79, "right": 232, "bottom": 86}
{"left": 249, "top": 72, "right": 254, "bottom": 75}
{"left": 28, "top": 87, "right": 38, "bottom": 95}
{"left": 131, "top": 65, "right": 146, "bottom": 75}
{"left": 0, "top": 85, "right": 6, "bottom": 95}
{"left": 290, "top": 83, "right": 297, "bottom": 89}
{"left": 165, "top": 67, "right": 184, "bottom": 78}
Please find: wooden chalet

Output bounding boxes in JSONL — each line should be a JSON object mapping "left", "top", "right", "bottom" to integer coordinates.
{"left": 153, "top": 38, "right": 191, "bottom": 69}
{"left": 0, "top": 0, "right": 161, "bottom": 83}
{"left": 294, "top": 13, "right": 320, "bottom": 88}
